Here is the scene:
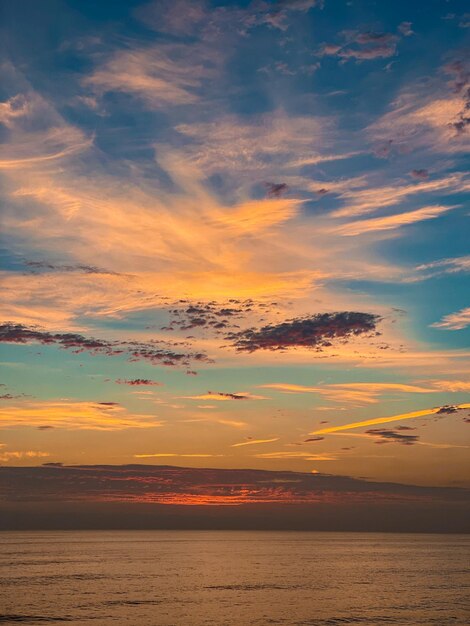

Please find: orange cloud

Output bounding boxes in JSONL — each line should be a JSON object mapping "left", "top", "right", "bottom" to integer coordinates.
{"left": 260, "top": 382, "right": 436, "bottom": 405}
{"left": 0, "top": 400, "right": 164, "bottom": 430}
{"left": 431, "top": 380, "right": 470, "bottom": 392}
{"left": 253, "top": 451, "right": 337, "bottom": 461}
{"left": 134, "top": 453, "right": 221, "bottom": 458}
{"left": 335, "top": 205, "right": 456, "bottom": 237}
{"left": 332, "top": 175, "right": 466, "bottom": 218}
{"left": 311, "top": 403, "right": 470, "bottom": 434}
{"left": 0, "top": 450, "right": 49, "bottom": 462}
{"left": 231, "top": 438, "right": 279, "bottom": 447}
{"left": 431, "top": 307, "right": 470, "bottom": 330}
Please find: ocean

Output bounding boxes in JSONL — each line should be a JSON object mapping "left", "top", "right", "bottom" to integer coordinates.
{"left": 1, "top": 531, "right": 469, "bottom": 625}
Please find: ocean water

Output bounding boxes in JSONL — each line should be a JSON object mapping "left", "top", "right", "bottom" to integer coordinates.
{"left": 0, "top": 532, "right": 469, "bottom": 625}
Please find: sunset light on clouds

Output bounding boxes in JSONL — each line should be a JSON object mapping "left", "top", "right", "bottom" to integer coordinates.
{"left": 0, "top": 0, "right": 469, "bottom": 527}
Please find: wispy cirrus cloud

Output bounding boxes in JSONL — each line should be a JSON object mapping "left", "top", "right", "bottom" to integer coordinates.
{"left": 415, "top": 255, "right": 470, "bottom": 278}
{"left": 0, "top": 400, "right": 164, "bottom": 430}
{"left": 0, "top": 72, "right": 92, "bottom": 170}
{"left": 431, "top": 307, "right": 470, "bottom": 330}
{"left": 330, "top": 174, "right": 468, "bottom": 218}
{"left": 335, "top": 205, "right": 456, "bottom": 237}
{"left": 179, "top": 416, "right": 248, "bottom": 429}
{"left": 137, "top": 0, "right": 324, "bottom": 38}
{"left": 84, "top": 45, "right": 215, "bottom": 108}
{"left": 431, "top": 380, "right": 470, "bottom": 392}
{"left": 368, "top": 64, "right": 470, "bottom": 154}
{"left": 260, "top": 382, "right": 436, "bottom": 405}
{"left": 174, "top": 111, "right": 337, "bottom": 184}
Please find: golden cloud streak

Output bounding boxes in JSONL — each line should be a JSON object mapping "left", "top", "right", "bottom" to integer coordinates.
{"left": 311, "top": 403, "right": 470, "bottom": 434}
{"left": 231, "top": 438, "right": 279, "bottom": 447}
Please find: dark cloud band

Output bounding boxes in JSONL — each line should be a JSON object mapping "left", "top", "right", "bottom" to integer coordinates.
{"left": 226, "top": 312, "right": 381, "bottom": 352}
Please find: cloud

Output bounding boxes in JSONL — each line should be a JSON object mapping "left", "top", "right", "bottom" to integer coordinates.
{"left": 337, "top": 45, "right": 397, "bottom": 60}
{"left": 161, "top": 299, "right": 275, "bottom": 334}
{"left": 311, "top": 403, "right": 470, "bottom": 435}
{"left": 137, "top": 0, "right": 323, "bottom": 39}
{"left": 135, "top": 0, "right": 208, "bottom": 36}
{"left": 410, "top": 169, "right": 429, "bottom": 180}
{"left": 365, "top": 428, "right": 420, "bottom": 446}
{"left": 184, "top": 391, "right": 266, "bottom": 401}
{"left": 0, "top": 81, "right": 92, "bottom": 170}
{"left": 431, "top": 380, "right": 470, "bottom": 392}
{"left": 134, "top": 453, "right": 220, "bottom": 458}
{"left": 398, "top": 22, "right": 413, "bottom": 37}
{"left": 354, "top": 32, "right": 397, "bottom": 45}
{"left": 180, "top": 416, "right": 248, "bottom": 429}
{"left": 443, "top": 60, "right": 470, "bottom": 134}
{"left": 0, "top": 94, "right": 32, "bottom": 127}
{"left": 368, "top": 71, "right": 470, "bottom": 154}
{"left": 3, "top": 464, "right": 468, "bottom": 513}
{"left": 0, "top": 393, "right": 28, "bottom": 400}
{"left": 174, "top": 111, "right": 336, "bottom": 182}
{"left": 227, "top": 312, "right": 381, "bottom": 352}
{"left": 3, "top": 149, "right": 323, "bottom": 317}
{"left": 260, "top": 382, "right": 436, "bottom": 404}
{"left": 0, "top": 322, "right": 210, "bottom": 369}
{"left": 318, "top": 30, "right": 398, "bottom": 62}
{"left": 115, "top": 379, "right": 163, "bottom": 386}
{"left": 215, "top": 197, "right": 304, "bottom": 233}
{"left": 231, "top": 438, "right": 279, "bottom": 448}
{"left": 330, "top": 174, "right": 467, "bottom": 218}
{"left": 264, "top": 182, "right": 289, "bottom": 198}
{"left": 84, "top": 45, "right": 214, "bottom": 107}
{"left": 436, "top": 405, "right": 460, "bottom": 415}
{"left": 0, "top": 129, "right": 91, "bottom": 170}
{"left": 252, "top": 451, "right": 337, "bottom": 460}
{"left": 24, "top": 260, "right": 118, "bottom": 275}
{"left": 247, "top": 0, "right": 324, "bottom": 32}
{"left": 0, "top": 450, "right": 49, "bottom": 462}
{"left": 415, "top": 256, "right": 470, "bottom": 278}
{"left": 335, "top": 205, "right": 455, "bottom": 237}
{"left": 0, "top": 400, "right": 164, "bottom": 430}
{"left": 431, "top": 307, "right": 470, "bottom": 330}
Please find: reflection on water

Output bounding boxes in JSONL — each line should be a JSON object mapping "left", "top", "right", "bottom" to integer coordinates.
{"left": 1, "top": 531, "right": 469, "bottom": 625}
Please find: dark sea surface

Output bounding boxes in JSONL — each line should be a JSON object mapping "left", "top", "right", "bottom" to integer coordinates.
{"left": 0, "top": 531, "right": 469, "bottom": 625}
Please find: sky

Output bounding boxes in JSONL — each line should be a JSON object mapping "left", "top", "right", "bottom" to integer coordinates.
{"left": 0, "top": 0, "right": 469, "bottom": 523}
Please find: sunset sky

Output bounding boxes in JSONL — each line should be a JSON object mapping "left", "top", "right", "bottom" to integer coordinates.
{"left": 1, "top": 0, "right": 469, "bottom": 516}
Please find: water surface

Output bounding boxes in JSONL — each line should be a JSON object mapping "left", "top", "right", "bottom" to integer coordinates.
{"left": 1, "top": 531, "right": 469, "bottom": 625}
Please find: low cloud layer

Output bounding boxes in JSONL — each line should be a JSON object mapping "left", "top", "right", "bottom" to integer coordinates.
{"left": 1, "top": 464, "right": 468, "bottom": 532}
{"left": 1, "top": 463, "right": 466, "bottom": 506}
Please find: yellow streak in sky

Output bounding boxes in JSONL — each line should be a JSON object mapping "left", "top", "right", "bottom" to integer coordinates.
{"left": 134, "top": 453, "right": 220, "bottom": 458}
{"left": 311, "top": 403, "right": 470, "bottom": 434}
{"left": 231, "top": 438, "right": 279, "bottom": 447}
